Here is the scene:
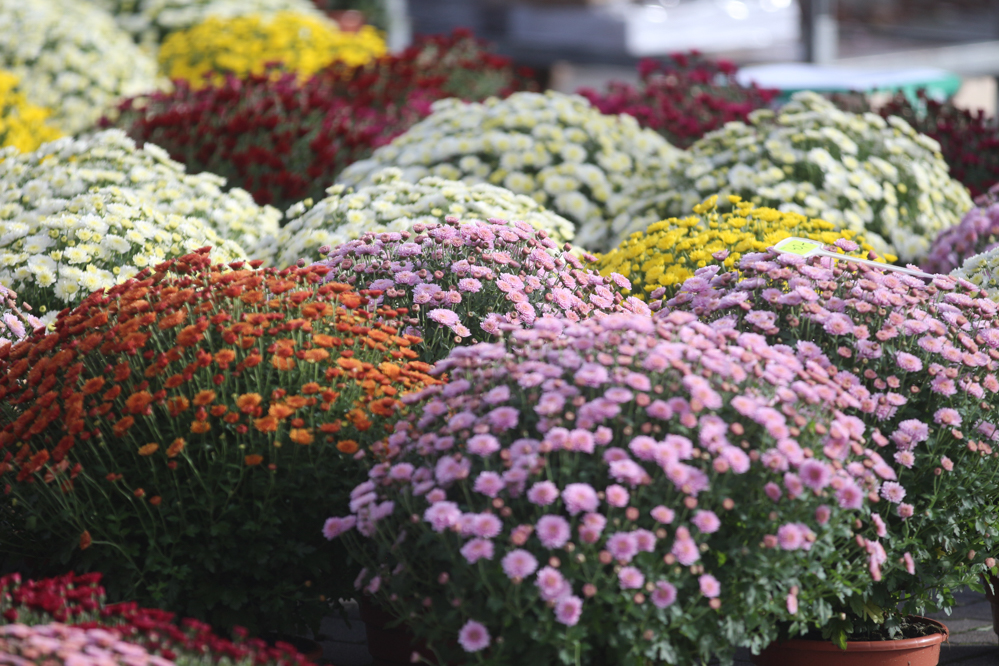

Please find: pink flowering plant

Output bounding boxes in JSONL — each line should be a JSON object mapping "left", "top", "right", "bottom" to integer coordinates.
{"left": 312, "top": 216, "right": 645, "bottom": 364}
{"left": 923, "top": 183, "right": 999, "bottom": 275}
{"left": 664, "top": 243, "right": 999, "bottom": 642}
{"left": 0, "top": 285, "right": 40, "bottom": 347}
{"left": 324, "top": 312, "right": 905, "bottom": 664}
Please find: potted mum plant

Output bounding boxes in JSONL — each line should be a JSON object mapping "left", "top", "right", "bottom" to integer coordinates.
{"left": 324, "top": 310, "right": 919, "bottom": 665}
{"left": 664, "top": 244, "right": 999, "bottom": 660}
{"left": 0, "top": 248, "right": 439, "bottom": 635}
{"left": 312, "top": 215, "right": 644, "bottom": 364}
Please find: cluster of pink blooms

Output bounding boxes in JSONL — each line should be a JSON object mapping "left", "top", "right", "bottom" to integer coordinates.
{"left": 0, "top": 623, "right": 175, "bottom": 666}
{"left": 922, "top": 184, "right": 999, "bottom": 274}
{"left": 325, "top": 309, "right": 905, "bottom": 660}
{"left": 313, "top": 216, "right": 646, "bottom": 358}
{"left": 0, "top": 285, "right": 41, "bottom": 347}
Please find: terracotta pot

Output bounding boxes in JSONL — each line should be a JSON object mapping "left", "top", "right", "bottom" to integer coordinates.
{"left": 752, "top": 616, "right": 948, "bottom": 666}
{"left": 983, "top": 573, "right": 999, "bottom": 637}
{"left": 358, "top": 597, "right": 429, "bottom": 666}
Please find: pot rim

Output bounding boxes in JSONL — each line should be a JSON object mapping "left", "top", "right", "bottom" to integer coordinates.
{"left": 766, "top": 616, "right": 948, "bottom": 653}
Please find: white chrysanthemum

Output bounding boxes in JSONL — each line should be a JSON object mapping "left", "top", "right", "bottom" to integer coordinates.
{"left": 953, "top": 246, "right": 999, "bottom": 300}
{"left": 0, "top": 0, "right": 160, "bottom": 133}
{"left": 627, "top": 91, "right": 971, "bottom": 263}
{"left": 338, "top": 91, "right": 682, "bottom": 253}
{"left": 277, "top": 168, "right": 576, "bottom": 268}
{"left": 88, "top": 0, "right": 326, "bottom": 46}
{"left": 2, "top": 130, "right": 279, "bottom": 262}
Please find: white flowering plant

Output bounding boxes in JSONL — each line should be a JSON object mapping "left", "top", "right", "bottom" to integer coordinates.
{"left": 0, "top": 131, "right": 280, "bottom": 262}
{"left": 337, "top": 91, "right": 682, "bottom": 253}
{"left": 0, "top": 0, "right": 160, "bottom": 134}
{"left": 665, "top": 250, "right": 999, "bottom": 644}
{"left": 88, "top": 0, "right": 329, "bottom": 46}
{"left": 278, "top": 168, "right": 576, "bottom": 268}
{"left": 312, "top": 216, "right": 640, "bottom": 364}
{"left": 631, "top": 91, "right": 971, "bottom": 263}
{"left": 324, "top": 312, "right": 896, "bottom": 665}
{"left": 0, "top": 185, "right": 245, "bottom": 325}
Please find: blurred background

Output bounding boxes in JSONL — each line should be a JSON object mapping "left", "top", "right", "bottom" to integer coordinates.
{"left": 324, "top": 0, "right": 999, "bottom": 116}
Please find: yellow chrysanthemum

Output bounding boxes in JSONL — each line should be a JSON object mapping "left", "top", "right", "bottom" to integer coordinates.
{"left": 158, "top": 11, "right": 387, "bottom": 87}
{"left": 597, "top": 195, "right": 890, "bottom": 299}
{"left": 0, "top": 71, "right": 62, "bottom": 153}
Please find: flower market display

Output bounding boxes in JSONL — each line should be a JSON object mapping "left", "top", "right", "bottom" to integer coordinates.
{"left": 923, "top": 183, "right": 999, "bottom": 275}
{"left": 0, "top": 624, "right": 177, "bottom": 666}
{"left": 0, "top": 130, "right": 280, "bottom": 270}
{"left": 157, "top": 11, "right": 386, "bottom": 87}
{"left": 597, "top": 195, "right": 881, "bottom": 299}
{"left": 645, "top": 91, "right": 972, "bottom": 263}
{"left": 579, "top": 52, "right": 779, "bottom": 149}
{"left": 0, "top": 70, "right": 62, "bottom": 153}
{"left": 278, "top": 168, "right": 576, "bottom": 267}
{"left": 337, "top": 91, "right": 682, "bottom": 252}
{"left": 0, "top": 249, "right": 438, "bottom": 633}
{"left": 312, "top": 216, "right": 641, "bottom": 364}
{"left": 88, "top": 0, "right": 328, "bottom": 47}
{"left": 325, "top": 310, "right": 901, "bottom": 664}
{"left": 0, "top": 0, "right": 159, "bottom": 134}
{"left": 0, "top": 285, "right": 41, "bottom": 347}
{"left": 0, "top": 572, "right": 314, "bottom": 665}
{"left": 108, "top": 30, "right": 537, "bottom": 211}
{"left": 665, "top": 248, "right": 999, "bottom": 642}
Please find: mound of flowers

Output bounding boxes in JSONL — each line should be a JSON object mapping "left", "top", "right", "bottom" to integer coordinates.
{"left": 325, "top": 311, "right": 900, "bottom": 664}
{"left": 0, "top": 70, "right": 62, "bottom": 152}
{"left": 158, "top": 11, "right": 385, "bottom": 86}
{"left": 0, "top": 249, "right": 438, "bottom": 633}
{"left": 337, "top": 91, "right": 682, "bottom": 253}
{"left": 579, "top": 52, "right": 778, "bottom": 149}
{"left": 0, "top": 130, "right": 280, "bottom": 263}
{"left": 597, "top": 195, "right": 881, "bottom": 299}
{"left": 107, "top": 31, "right": 537, "bottom": 211}
{"left": 0, "top": 0, "right": 159, "bottom": 134}
{"left": 923, "top": 184, "right": 999, "bottom": 276}
{"left": 278, "top": 168, "right": 576, "bottom": 266}
{"left": 648, "top": 91, "right": 971, "bottom": 263}
{"left": 0, "top": 285, "right": 40, "bottom": 346}
{"left": 0, "top": 572, "right": 313, "bottom": 664}
{"left": 666, "top": 249, "right": 999, "bottom": 638}
{"left": 89, "top": 0, "right": 329, "bottom": 47}
{"left": 312, "top": 216, "right": 639, "bottom": 363}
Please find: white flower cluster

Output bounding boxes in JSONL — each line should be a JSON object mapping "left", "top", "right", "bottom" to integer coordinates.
{"left": 278, "top": 168, "right": 576, "bottom": 268}
{"left": 88, "top": 0, "right": 328, "bottom": 45}
{"left": 630, "top": 91, "right": 971, "bottom": 263}
{"left": 0, "top": 0, "right": 160, "bottom": 134}
{"left": 0, "top": 186, "right": 246, "bottom": 325}
{"left": 338, "top": 91, "right": 681, "bottom": 252}
{"left": 953, "top": 248, "right": 999, "bottom": 300}
{"left": 2, "top": 130, "right": 281, "bottom": 263}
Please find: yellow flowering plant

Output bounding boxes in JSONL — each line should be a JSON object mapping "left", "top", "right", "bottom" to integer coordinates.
{"left": 338, "top": 91, "right": 682, "bottom": 253}
{"left": 622, "top": 91, "right": 972, "bottom": 264}
{"left": 158, "top": 11, "right": 386, "bottom": 86}
{"left": 0, "top": 71, "right": 61, "bottom": 153}
{"left": 597, "top": 195, "right": 882, "bottom": 299}
{"left": 0, "top": 0, "right": 159, "bottom": 134}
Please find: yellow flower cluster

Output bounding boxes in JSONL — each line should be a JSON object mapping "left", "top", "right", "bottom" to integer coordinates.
{"left": 158, "top": 12, "right": 386, "bottom": 86}
{"left": 597, "top": 195, "right": 885, "bottom": 298}
{"left": 0, "top": 71, "right": 61, "bottom": 153}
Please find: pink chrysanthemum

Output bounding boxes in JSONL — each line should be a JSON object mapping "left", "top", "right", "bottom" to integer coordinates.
{"left": 458, "top": 620, "right": 491, "bottom": 653}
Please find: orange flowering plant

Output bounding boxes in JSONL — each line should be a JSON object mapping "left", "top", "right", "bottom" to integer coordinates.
{"left": 0, "top": 248, "right": 438, "bottom": 635}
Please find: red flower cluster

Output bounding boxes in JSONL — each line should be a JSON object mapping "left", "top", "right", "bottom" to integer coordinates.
{"left": 105, "top": 30, "right": 537, "bottom": 212}
{"left": 0, "top": 572, "right": 313, "bottom": 664}
{"left": 578, "top": 51, "right": 778, "bottom": 148}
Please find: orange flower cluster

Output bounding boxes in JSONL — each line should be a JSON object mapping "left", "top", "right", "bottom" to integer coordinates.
{"left": 0, "top": 248, "right": 439, "bottom": 505}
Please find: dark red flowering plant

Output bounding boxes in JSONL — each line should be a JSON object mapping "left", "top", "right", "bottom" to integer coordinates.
{"left": 106, "top": 30, "right": 536, "bottom": 211}
{"left": 578, "top": 51, "right": 778, "bottom": 149}
{"left": 0, "top": 248, "right": 439, "bottom": 634}
{"left": 326, "top": 311, "right": 904, "bottom": 664}
{"left": 664, "top": 244, "right": 999, "bottom": 643}
{"left": 0, "top": 572, "right": 314, "bottom": 665}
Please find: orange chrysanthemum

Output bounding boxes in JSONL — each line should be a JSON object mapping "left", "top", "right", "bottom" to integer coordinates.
{"left": 244, "top": 454, "right": 264, "bottom": 466}
{"left": 125, "top": 391, "right": 154, "bottom": 415}
{"left": 193, "top": 390, "right": 216, "bottom": 406}
{"left": 81, "top": 378, "right": 106, "bottom": 395}
{"left": 166, "top": 438, "right": 185, "bottom": 457}
{"left": 190, "top": 421, "right": 211, "bottom": 434}
{"left": 336, "top": 440, "right": 359, "bottom": 454}
{"left": 138, "top": 444, "right": 159, "bottom": 456}
{"left": 289, "top": 428, "right": 313, "bottom": 445}
{"left": 236, "top": 393, "right": 263, "bottom": 413}
{"left": 253, "top": 416, "right": 278, "bottom": 432}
